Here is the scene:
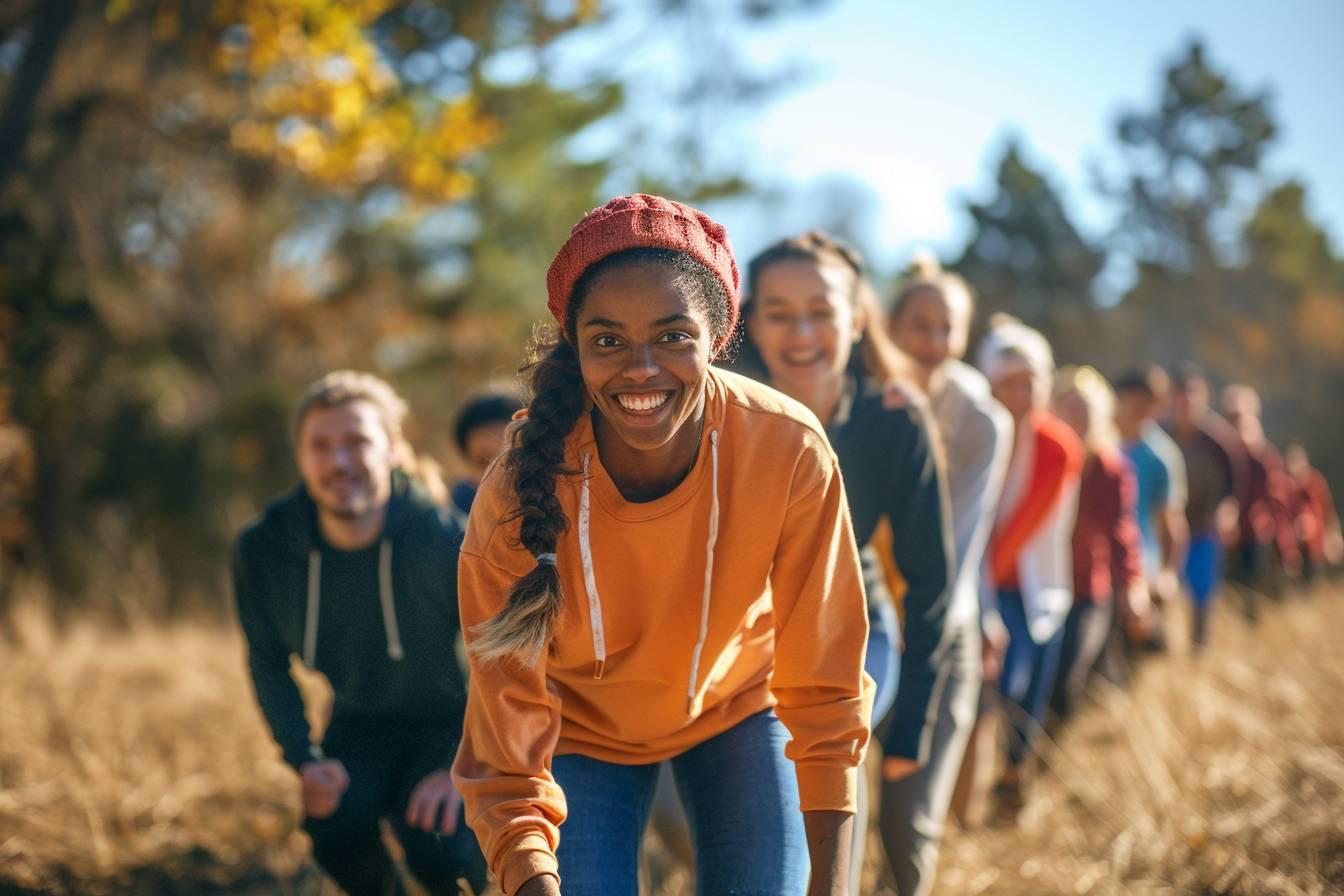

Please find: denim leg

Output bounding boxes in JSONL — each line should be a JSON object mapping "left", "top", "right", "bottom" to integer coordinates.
{"left": 998, "top": 591, "right": 1065, "bottom": 767}
{"left": 866, "top": 597, "right": 901, "bottom": 726}
{"left": 671, "top": 710, "right": 809, "bottom": 896}
{"left": 552, "top": 753, "right": 658, "bottom": 896}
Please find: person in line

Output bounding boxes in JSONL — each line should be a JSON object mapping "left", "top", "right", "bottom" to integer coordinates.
{"left": 734, "top": 232, "right": 953, "bottom": 895}
{"left": 447, "top": 390, "right": 525, "bottom": 528}
{"left": 1050, "top": 367, "right": 1147, "bottom": 722}
{"left": 1222, "top": 384, "right": 1300, "bottom": 600}
{"left": 885, "top": 256, "right": 1011, "bottom": 892}
{"left": 1284, "top": 442, "right": 1343, "bottom": 582}
{"left": 1112, "top": 366, "right": 1188, "bottom": 652}
{"left": 1164, "top": 363, "right": 1247, "bottom": 649}
{"left": 976, "top": 315, "right": 1083, "bottom": 819}
{"left": 451, "top": 195, "right": 873, "bottom": 896}
{"left": 232, "top": 370, "right": 486, "bottom": 895}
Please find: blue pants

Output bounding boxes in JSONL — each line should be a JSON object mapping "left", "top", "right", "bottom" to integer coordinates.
{"left": 552, "top": 710, "right": 808, "bottom": 896}
{"left": 997, "top": 590, "right": 1066, "bottom": 767}
{"left": 1184, "top": 533, "right": 1224, "bottom": 647}
{"left": 867, "top": 596, "right": 901, "bottom": 726}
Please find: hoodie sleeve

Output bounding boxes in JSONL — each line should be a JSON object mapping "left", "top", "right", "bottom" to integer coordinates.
{"left": 769, "top": 435, "right": 874, "bottom": 815}
{"left": 879, "top": 408, "right": 955, "bottom": 764}
{"left": 231, "top": 535, "right": 316, "bottom": 770}
{"left": 452, "top": 543, "right": 566, "bottom": 895}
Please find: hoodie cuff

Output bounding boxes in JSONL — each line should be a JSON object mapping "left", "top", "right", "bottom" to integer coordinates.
{"left": 499, "top": 832, "right": 560, "bottom": 896}
{"left": 283, "top": 741, "right": 323, "bottom": 770}
{"left": 794, "top": 762, "right": 858, "bottom": 814}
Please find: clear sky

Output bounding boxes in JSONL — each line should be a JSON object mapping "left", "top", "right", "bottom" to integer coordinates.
{"left": 686, "top": 0, "right": 1344, "bottom": 270}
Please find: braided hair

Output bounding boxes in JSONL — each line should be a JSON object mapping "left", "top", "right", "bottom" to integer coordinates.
{"left": 470, "top": 248, "right": 731, "bottom": 664}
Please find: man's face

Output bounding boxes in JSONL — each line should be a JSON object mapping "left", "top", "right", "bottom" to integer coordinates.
{"left": 296, "top": 400, "right": 395, "bottom": 521}
{"left": 464, "top": 420, "right": 511, "bottom": 475}
{"left": 1172, "top": 378, "right": 1209, "bottom": 427}
{"left": 1115, "top": 388, "right": 1155, "bottom": 432}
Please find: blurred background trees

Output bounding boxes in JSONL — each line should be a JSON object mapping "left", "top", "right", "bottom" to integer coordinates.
{"left": 2, "top": 6, "right": 1339, "bottom": 615}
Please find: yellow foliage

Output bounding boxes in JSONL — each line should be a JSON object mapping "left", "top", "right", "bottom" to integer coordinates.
{"left": 109, "top": 0, "right": 498, "bottom": 200}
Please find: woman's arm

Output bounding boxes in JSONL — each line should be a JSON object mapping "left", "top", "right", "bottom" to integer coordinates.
{"left": 769, "top": 436, "right": 873, "bottom": 895}
{"left": 452, "top": 544, "right": 567, "bottom": 896}
{"left": 804, "top": 810, "right": 854, "bottom": 896}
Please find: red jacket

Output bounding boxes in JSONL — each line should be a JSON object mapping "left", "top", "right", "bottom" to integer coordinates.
{"left": 1071, "top": 449, "right": 1142, "bottom": 603}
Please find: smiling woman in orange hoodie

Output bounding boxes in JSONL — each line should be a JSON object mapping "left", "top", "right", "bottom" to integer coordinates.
{"left": 450, "top": 195, "right": 874, "bottom": 896}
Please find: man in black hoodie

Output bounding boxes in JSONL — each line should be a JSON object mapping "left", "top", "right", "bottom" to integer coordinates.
{"left": 233, "top": 371, "right": 485, "bottom": 895}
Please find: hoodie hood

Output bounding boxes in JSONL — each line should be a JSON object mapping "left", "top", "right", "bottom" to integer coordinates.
{"left": 254, "top": 469, "right": 435, "bottom": 665}
{"left": 255, "top": 468, "right": 430, "bottom": 559}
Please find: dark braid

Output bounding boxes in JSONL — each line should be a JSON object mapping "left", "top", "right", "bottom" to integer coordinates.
{"left": 471, "top": 247, "right": 731, "bottom": 665}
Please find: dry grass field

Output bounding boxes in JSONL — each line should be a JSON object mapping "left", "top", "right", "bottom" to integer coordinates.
{"left": 1, "top": 583, "right": 1341, "bottom": 895}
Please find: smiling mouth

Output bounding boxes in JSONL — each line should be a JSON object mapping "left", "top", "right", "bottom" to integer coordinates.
{"left": 615, "top": 391, "right": 673, "bottom": 414}
{"left": 781, "top": 351, "right": 826, "bottom": 367}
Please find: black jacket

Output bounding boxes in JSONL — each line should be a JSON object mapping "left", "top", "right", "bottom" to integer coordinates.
{"left": 232, "top": 471, "right": 469, "bottom": 770}
{"left": 826, "top": 377, "right": 954, "bottom": 764}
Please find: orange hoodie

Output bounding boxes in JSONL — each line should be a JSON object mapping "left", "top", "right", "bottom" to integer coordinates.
{"left": 451, "top": 367, "right": 874, "bottom": 894}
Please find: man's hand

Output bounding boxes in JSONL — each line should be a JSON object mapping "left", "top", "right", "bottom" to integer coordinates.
{"left": 406, "top": 769, "right": 463, "bottom": 835}
{"left": 300, "top": 759, "right": 349, "bottom": 819}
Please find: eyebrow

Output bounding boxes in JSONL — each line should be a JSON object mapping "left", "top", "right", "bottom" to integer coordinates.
{"left": 582, "top": 314, "right": 697, "bottom": 329}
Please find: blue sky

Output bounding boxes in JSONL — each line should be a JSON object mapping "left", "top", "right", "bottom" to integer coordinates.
{"left": 654, "top": 0, "right": 1344, "bottom": 271}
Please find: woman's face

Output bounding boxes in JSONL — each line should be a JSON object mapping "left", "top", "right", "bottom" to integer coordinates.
{"left": 992, "top": 368, "right": 1038, "bottom": 422}
{"left": 746, "top": 258, "right": 860, "bottom": 393}
{"left": 1053, "top": 389, "right": 1091, "bottom": 443}
{"left": 574, "top": 262, "right": 715, "bottom": 454}
{"left": 890, "top": 285, "right": 963, "bottom": 373}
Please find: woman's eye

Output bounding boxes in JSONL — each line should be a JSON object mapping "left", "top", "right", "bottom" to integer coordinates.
{"left": 594, "top": 335, "right": 622, "bottom": 348}
{"left": 658, "top": 331, "right": 692, "bottom": 344}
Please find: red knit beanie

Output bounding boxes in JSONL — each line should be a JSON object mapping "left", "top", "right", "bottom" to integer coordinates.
{"left": 545, "top": 194, "right": 740, "bottom": 353}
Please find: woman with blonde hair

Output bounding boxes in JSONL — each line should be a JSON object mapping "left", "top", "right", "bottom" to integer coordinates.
{"left": 886, "top": 256, "right": 1011, "bottom": 891}
{"left": 1050, "top": 366, "right": 1148, "bottom": 721}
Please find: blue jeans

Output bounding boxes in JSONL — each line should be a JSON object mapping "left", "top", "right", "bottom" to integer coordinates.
{"left": 997, "top": 590, "right": 1066, "bottom": 767}
{"left": 1184, "top": 533, "right": 1224, "bottom": 647}
{"left": 552, "top": 710, "right": 809, "bottom": 896}
{"left": 867, "top": 596, "right": 901, "bottom": 726}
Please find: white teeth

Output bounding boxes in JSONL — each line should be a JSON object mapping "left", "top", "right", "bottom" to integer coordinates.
{"left": 617, "top": 391, "right": 671, "bottom": 411}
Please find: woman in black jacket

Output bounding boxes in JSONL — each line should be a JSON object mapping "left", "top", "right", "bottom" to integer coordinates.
{"left": 733, "top": 232, "right": 954, "bottom": 893}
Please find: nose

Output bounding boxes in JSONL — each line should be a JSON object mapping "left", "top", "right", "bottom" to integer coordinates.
{"left": 621, "top": 343, "right": 659, "bottom": 382}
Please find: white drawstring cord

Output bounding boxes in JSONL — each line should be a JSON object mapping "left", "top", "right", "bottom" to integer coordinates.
{"left": 686, "top": 429, "right": 720, "bottom": 714}
{"left": 378, "top": 541, "right": 405, "bottom": 661}
{"left": 304, "top": 550, "right": 321, "bottom": 666}
{"left": 579, "top": 453, "right": 607, "bottom": 679}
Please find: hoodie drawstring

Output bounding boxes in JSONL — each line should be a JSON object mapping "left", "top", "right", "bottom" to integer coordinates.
{"left": 302, "top": 541, "right": 405, "bottom": 666}
{"left": 578, "top": 430, "right": 720, "bottom": 708}
{"left": 304, "top": 550, "right": 321, "bottom": 666}
{"left": 579, "top": 453, "right": 607, "bottom": 679}
{"left": 379, "top": 541, "right": 405, "bottom": 661}
{"left": 686, "top": 429, "right": 720, "bottom": 714}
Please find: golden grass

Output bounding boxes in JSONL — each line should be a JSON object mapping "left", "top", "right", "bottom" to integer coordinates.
{"left": 1, "top": 585, "right": 1341, "bottom": 895}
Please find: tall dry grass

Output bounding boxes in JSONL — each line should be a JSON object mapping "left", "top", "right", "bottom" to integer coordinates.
{"left": 1, "top": 584, "right": 1341, "bottom": 894}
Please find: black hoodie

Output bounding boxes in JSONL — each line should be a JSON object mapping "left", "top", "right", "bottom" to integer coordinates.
{"left": 232, "top": 471, "right": 469, "bottom": 770}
